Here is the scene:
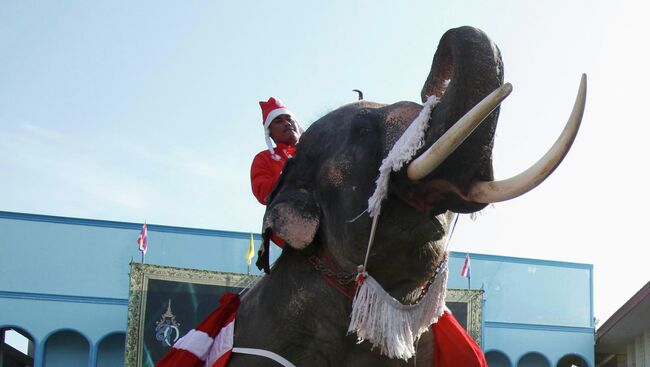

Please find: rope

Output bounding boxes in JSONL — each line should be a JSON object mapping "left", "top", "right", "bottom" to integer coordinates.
{"left": 361, "top": 214, "right": 379, "bottom": 272}
{"left": 444, "top": 213, "right": 459, "bottom": 253}
{"left": 232, "top": 347, "right": 296, "bottom": 367}
{"left": 238, "top": 275, "right": 262, "bottom": 295}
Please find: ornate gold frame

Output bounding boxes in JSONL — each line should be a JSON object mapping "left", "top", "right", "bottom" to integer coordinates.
{"left": 124, "top": 262, "right": 255, "bottom": 367}
{"left": 124, "top": 263, "right": 483, "bottom": 365}
{"left": 446, "top": 288, "right": 484, "bottom": 346}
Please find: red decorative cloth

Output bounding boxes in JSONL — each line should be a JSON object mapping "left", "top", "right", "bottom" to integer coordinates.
{"left": 156, "top": 295, "right": 485, "bottom": 367}
{"left": 432, "top": 311, "right": 487, "bottom": 367}
{"left": 155, "top": 293, "right": 240, "bottom": 367}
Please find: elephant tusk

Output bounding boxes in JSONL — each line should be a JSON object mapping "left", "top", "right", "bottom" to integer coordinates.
{"left": 467, "top": 74, "right": 587, "bottom": 203}
{"left": 406, "top": 83, "right": 513, "bottom": 181}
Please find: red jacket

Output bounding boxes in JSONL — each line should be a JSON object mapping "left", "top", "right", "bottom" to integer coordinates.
{"left": 251, "top": 143, "right": 296, "bottom": 248}
{"left": 250, "top": 143, "right": 295, "bottom": 205}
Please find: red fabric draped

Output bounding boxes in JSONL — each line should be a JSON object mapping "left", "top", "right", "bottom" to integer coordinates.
{"left": 432, "top": 311, "right": 487, "bottom": 367}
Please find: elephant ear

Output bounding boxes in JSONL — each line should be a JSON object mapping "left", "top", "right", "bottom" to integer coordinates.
{"left": 263, "top": 187, "right": 320, "bottom": 250}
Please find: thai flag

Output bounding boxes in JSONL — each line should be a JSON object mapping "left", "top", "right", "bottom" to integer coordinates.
{"left": 137, "top": 223, "right": 147, "bottom": 254}
{"left": 460, "top": 254, "right": 471, "bottom": 279}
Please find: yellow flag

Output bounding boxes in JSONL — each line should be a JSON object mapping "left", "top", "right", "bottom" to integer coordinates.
{"left": 246, "top": 233, "right": 255, "bottom": 266}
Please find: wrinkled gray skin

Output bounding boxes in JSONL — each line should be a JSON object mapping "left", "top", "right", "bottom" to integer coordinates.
{"left": 230, "top": 26, "right": 503, "bottom": 366}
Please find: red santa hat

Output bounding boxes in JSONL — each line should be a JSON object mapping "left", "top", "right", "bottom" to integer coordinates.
{"left": 259, "top": 97, "right": 296, "bottom": 160}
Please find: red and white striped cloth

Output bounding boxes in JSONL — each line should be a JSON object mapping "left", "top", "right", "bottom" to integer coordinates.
{"left": 155, "top": 293, "right": 240, "bottom": 367}
{"left": 156, "top": 292, "right": 485, "bottom": 367}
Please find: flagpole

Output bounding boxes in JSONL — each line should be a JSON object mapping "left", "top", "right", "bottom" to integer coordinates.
{"left": 468, "top": 276, "right": 471, "bottom": 290}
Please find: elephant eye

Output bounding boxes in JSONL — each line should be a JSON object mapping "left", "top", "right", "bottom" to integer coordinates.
{"left": 351, "top": 110, "right": 375, "bottom": 138}
{"left": 351, "top": 120, "right": 372, "bottom": 138}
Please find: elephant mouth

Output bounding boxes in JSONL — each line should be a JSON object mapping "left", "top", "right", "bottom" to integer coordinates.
{"left": 404, "top": 179, "right": 468, "bottom": 216}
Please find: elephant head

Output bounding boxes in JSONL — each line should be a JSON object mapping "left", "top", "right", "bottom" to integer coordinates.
{"left": 262, "top": 25, "right": 584, "bottom": 301}
{"left": 236, "top": 25, "right": 585, "bottom": 366}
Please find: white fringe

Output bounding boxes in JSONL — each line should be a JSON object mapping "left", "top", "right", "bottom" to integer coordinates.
{"left": 347, "top": 263, "right": 448, "bottom": 360}
{"left": 368, "top": 95, "right": 440, "bottom": 218}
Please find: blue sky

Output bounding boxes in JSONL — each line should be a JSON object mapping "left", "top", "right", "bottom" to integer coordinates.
{"left": 2, "top": 1, "right": 649, "bottom": 323}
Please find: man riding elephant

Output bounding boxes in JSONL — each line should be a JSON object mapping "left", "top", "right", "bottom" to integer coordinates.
{"left": 250, "top": 97, "right": 304, "bottom": 248}
{"left": 250, "top": 97, "right": 302, "bottom": 207}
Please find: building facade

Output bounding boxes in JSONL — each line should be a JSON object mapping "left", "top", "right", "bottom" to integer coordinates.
{"left": 596, "top": 281, "right": 650, "bottom": 367}
{"left": 0, "top": 211, "right": 594, "bottom": 366}
{"left": 447, "top": 252, "right": 594, "bottom": 366}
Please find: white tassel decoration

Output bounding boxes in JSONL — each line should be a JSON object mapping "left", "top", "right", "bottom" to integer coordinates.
{"left": 348, "top": 262, "right": 448, "bottom": 360}
{"left": 368, "top": 95, "right": 440, "bottom": 218}
{"left": 352, "top": 89, "right": 451, "bottom": 360}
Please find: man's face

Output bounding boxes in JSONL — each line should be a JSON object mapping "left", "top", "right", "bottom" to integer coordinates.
{"left": 269, "top": 114, "right": 300, "bottom": 146}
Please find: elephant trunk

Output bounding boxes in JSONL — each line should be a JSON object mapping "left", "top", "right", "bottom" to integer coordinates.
{"left": 413, "top": 26, "right": 505, "bottom": 212}
{"left": 402, "top": 26, "right": 586, "bottom": 212}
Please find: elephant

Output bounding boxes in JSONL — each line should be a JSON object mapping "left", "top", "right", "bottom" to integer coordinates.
{"left": 229, "top": 26, "right": 586, "bottom": 366}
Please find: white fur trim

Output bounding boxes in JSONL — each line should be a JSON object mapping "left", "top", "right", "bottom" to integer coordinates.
{"left": 264, "top": 131, "right": 281, "bottom": 160}
{"left": 172, "top": 329, "right": 214, "bottom": 360}
{"left": 205, "top": 319, "right": 235, "bottom": 366}
{"left": 348, "top": 263, "right": 448, "bottom": 360}
{"left": 368, "top": 95, "right": 440, "bottom": 218}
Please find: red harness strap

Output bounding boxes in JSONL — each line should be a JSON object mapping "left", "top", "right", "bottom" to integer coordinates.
{"left": 308, "top": 249, "right": 357, "bottom": 300}
{"left": 319, "top": 272, "right": 356, "bottom": 300}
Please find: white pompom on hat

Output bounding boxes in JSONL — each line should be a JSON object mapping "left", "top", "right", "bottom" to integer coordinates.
{"left": 259, "top": 97, "right": 296, "bottom": 160}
